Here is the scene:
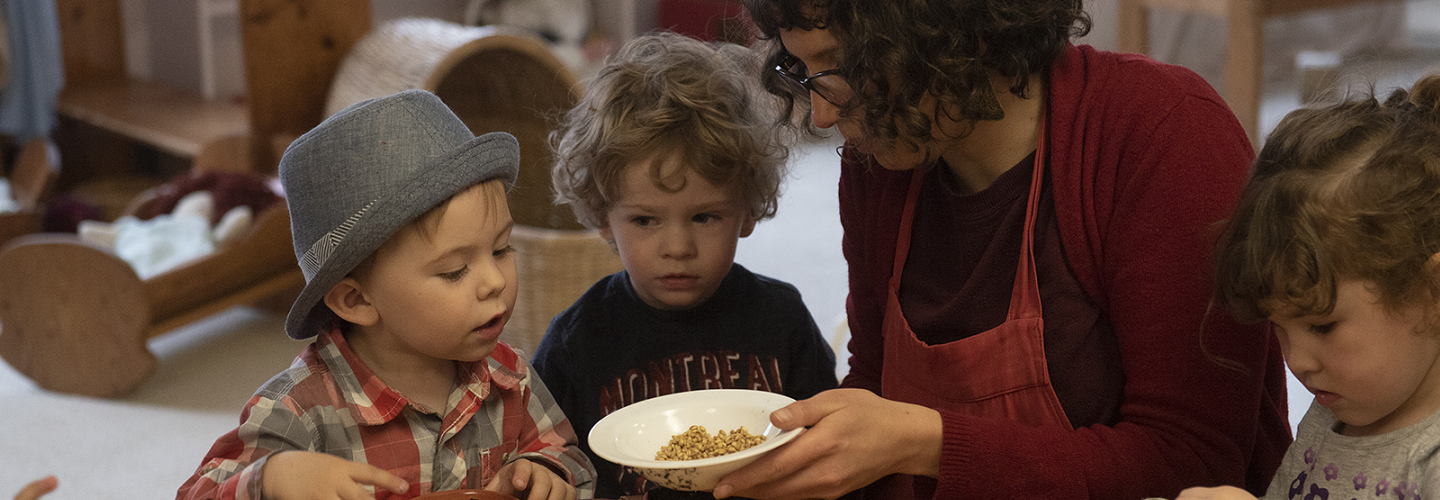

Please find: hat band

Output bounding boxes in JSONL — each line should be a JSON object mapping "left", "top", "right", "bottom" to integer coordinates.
{"left": 300, "top": 201, "right": 374, "bottom": 281}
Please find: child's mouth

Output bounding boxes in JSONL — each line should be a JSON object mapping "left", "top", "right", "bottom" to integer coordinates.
{"left": 1311, "top": 389, "right": 1340, "bottom": 408}
{"left": 660, "top": 274, "right": 698, "bottom": 289}
{"left": 474, "top": 314, "right": 504, "bottom": 339}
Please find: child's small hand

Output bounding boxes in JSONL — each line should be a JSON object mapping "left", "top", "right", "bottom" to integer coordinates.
{"left": 485, "top": 458, "right": 575, "bottom": 500}
{"left": 262, "top": 451, "right": 410, "bottom": 500}
{"left": 1175, "top": 486, "right": 1258, "bottom": 500}
{"left": 13, "top": 476, "right": 57, "bottom": 500}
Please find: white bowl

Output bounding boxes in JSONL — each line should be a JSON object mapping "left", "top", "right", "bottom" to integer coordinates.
{"left": 588, "top": 389, "right": 804, "bottom": 491}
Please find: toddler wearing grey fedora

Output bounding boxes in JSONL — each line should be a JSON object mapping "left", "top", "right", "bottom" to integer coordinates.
{"left": 178, "top": 89, "right": 596, "bottom": 500}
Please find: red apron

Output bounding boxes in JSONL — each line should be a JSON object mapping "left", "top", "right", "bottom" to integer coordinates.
{"left": 873, "top": 118, "right": 1071, "bottom": 499}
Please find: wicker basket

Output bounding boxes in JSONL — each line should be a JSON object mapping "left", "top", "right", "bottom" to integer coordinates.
{"left": 326, "top": 17, "right": 584, "bottom": 230}
{"left": 327, "top": 17, "right": 621, "bottom": 358}
{"left": 507, "top": 225, "right": 622, "bottom": 359}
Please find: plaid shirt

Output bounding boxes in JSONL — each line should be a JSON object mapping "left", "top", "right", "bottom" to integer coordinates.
{"left": 176, "top": 326, "right": 596, "bottom": 500}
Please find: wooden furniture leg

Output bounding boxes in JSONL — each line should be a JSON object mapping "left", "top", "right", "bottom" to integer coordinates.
{"left": 1117, "top": 0, "right": 1403, "bottom": 147}
{"left": 9, "top": 138, "right": 61, "bottom": 211}
{"left": 1118, "top": 0, "right": 1150, "bottom": 55}
{"left": 238, "top": 0, "right": 372, "bottom": 172}
{"left": 1118, "top": 0, "right": 1261, "bottom": 145}
{"left": 1226, "top": 0, "right": 1263, "bottom": 145}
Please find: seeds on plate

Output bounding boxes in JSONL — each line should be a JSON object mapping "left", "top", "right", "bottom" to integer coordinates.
{"left": 655, "top": 425, "right": 767, "bottom": 461}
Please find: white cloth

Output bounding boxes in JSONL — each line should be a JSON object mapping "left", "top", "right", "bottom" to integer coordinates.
{"left": 111, "top": 213, "right": 216, "bottom": 280}
{"left": 464, "top": 0, "right": 588, "bottom": 46}
{"left": 0, "top": 178, "right": 18, "bottom": 214}
{"left": 75, "top": 191, "right": 255, "bottom": 279}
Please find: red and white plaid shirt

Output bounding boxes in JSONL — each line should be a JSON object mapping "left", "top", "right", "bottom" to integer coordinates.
{"left": 176, "top": 325, "right": 595, "bottom": 500}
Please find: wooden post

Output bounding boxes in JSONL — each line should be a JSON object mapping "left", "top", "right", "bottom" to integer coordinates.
{"left": 1225, "top": 0, "right": 1262, "bottom": 146}
{"left": 54, "top": 0, "right": 126, "bottom": 83}
{"left": 238, "top": 0, "right": 371, "bottom": 173}
{"left": 1117, "top": 0, "right": 1150, "bottom": 55}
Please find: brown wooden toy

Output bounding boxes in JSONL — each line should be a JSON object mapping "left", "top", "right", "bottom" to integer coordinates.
{"left": 0, "top": 138, "right": 61, "bottom": 248}
{"left": 0, "top": 185, "right": 301, "bottom": 398}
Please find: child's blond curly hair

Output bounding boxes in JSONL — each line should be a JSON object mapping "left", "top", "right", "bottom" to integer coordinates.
{"left": 550, "top": 32, "right": 794, "bottom": 229}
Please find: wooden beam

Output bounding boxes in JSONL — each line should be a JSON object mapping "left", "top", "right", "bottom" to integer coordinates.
{"left": 54, "top": 0, "right": 126, "bottom": 83}
{"left": 238, "top": 0, "right": 372, "bottom": 171}
{"left": 1264, "top": 0, "right": 1401, "bottom": 17}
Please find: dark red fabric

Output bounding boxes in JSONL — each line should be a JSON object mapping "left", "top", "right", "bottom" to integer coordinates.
{"left": 657, "top": 0, "right": 752, "bottom": 44}
{"left": 135, "top": 170, "right": 282, "bottom": 223}
{"left": 880, "top": 137, "right": 1073, "bottom": 500}
{"left": 837, "top": 45, "right": 1291, "bottom": 499}
{"left": 900, "top": 153, "right": 1124, "bottom": 430}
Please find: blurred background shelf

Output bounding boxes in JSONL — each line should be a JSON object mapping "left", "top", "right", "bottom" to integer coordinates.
{"left": 57, "top": 77, "right": 247, "bottom": 160}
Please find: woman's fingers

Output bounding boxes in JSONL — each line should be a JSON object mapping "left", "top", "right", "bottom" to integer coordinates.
{"left": 715, "top": 390, "right": 867, "bottom": 499}
{"left": 715, "top": 389, "right": 943, "bottom": 500}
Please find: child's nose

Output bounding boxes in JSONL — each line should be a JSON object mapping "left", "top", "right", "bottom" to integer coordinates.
{"left": 661, "top": 227, "right": 697, "bottom": 259}
{"left": 473, "top": 259, "right": 507, "bottom": 300}
{"left": 1275, "top": 329, "right": 1320, "bottom": 378}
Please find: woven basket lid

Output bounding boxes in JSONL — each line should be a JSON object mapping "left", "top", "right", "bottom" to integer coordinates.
{"left": 326, "top": 17, "right": 584, "bottom": 230}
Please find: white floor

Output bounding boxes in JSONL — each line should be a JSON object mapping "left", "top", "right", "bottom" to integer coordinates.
{"left": 5, "top": 6, "right": 1440, "bottom": 498}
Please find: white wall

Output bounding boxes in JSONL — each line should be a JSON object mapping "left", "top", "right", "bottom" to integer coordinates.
{"left": 1102, "top": 1, "right": 1408, "bottom": 93}
{"left": 1079, "top": 0, "right": 1120, "bottom": 51}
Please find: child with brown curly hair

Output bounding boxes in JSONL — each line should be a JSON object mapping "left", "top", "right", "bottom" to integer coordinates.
{"left": 531, "top": 32, "right": 838, "bottom": 500}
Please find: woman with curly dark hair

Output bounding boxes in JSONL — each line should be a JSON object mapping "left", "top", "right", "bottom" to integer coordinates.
{"left": 708, "top": 1, "right": 1293, "bottom": 499}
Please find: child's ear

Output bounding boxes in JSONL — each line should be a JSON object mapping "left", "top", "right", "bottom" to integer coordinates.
{"left": 739, "top": 217, "right": 758, "bottom": 238}
{"left": 323, "top": 277, "right": 379, "bottom": 326}
{"left": 599, "top": 225, "right": 619, "bottom": 254}
{"left": 1428, "top": 252, "right": 1440, "bottom": 276}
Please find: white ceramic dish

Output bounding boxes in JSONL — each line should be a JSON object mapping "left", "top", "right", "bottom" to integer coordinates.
{"left": 588, "top": 389, "right": 804, "bottom": 491}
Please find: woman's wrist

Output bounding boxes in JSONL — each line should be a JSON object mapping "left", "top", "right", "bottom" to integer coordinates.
{"left": 896, "top": 403, "right": 944, "bottom": 478}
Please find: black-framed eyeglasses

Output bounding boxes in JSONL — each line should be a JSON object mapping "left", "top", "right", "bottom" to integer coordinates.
{"left": 774, "top": 55, "right": 852, "bottom": 106}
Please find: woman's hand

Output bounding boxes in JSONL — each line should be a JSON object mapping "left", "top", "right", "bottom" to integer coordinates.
{"left": 712, "top": 389, "right": 942, "bottom": 500}
{"left": 486, "top": 458, "right": 575, "bottom": 500}
{"left": 262, "top": 451, "right": 410, "bottom": 500}
{"left": 1175, "top": 486, "right": 1258, "bottom": 500}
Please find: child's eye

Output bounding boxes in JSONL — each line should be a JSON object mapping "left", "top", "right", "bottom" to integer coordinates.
{"left": 493, "top": 245, "right": 516, "bottom": 258}
{"left": 1308, "top": 322, "right": 1337, "bottom": 334}
{"left": 439, "top": 266, "right": 469, "bottom": 282}
{"left": 632, "top": 216, "right": 656, "bottom": 227}
{"left": 692, "top": 213, "right": 718, "bottom": 224}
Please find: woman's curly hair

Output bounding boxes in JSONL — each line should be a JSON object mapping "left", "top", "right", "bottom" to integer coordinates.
{"left": 1215, "top": 74, "right": 1440, "bottom": 329}
{"left": 550, "top": 32, "right": 793, "bottom": 229}
{"left": 743, "top": 0, "right": 1090, "bottom": 141}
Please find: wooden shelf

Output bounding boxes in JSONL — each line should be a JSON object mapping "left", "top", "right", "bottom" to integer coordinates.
{"left": 57, "top": 77, "right": 249, "bottom": 159}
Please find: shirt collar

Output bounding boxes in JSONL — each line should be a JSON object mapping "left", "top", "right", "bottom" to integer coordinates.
{"left": 314, "top": 326, "right": 526, "bottom": 426}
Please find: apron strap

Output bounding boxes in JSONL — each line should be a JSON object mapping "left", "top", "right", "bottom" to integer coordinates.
{"left": 887, "top": 109, "right": 1050, "bottom": 320}
{"left": 888, "top": 170, "right": 928, "bottom": 285}
{"left": 1008, "top": 108, "right": 1048, "bottom": 320}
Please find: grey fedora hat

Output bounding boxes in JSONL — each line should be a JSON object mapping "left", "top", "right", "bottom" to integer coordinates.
{"left": 280, "top": 89, "right": 519, "bottom": 339}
